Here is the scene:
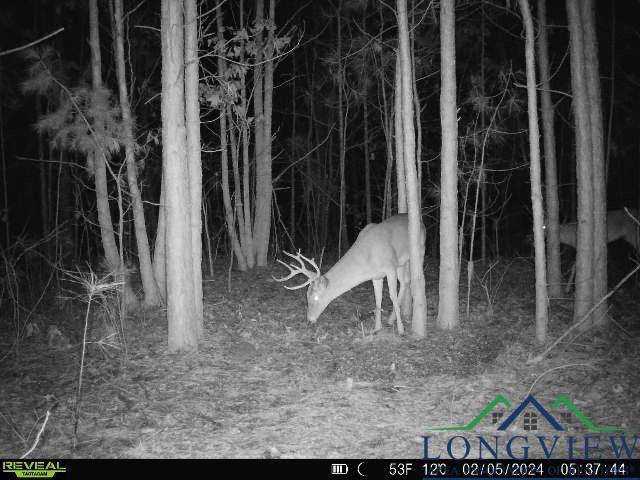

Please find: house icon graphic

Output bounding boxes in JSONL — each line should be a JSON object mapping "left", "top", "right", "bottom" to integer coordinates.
{"left": 497, "top": 394, "right": 562, "bottom": 431}
{"left": 430, "top": 394, "right": 625, "bottom": 433}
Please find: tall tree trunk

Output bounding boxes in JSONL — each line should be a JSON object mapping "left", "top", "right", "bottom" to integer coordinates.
{"left": 253, "top": 0, "right": 265, "bottom": 265}
{"left": 519, "top": 0, "right": 549, "bottom": 343}
{"left": 89, "top": 0, "right": 120, "bottom": 272}
{"left": 37, "top": 98, "right": 49, "bottom": 240}
{"left": 380, "top": 68, "right": 394, "bottom": 220}
{"left": 379, "top": 0, "right": 393, "bottom": 221}
{"left": 580, "top": 0, "right": 607, "bottom": 326}
{"left": 114, "top": 0, "right": 161, "bottom": 307}
{"left": 0, "top": 62, "right": 7, "bottom": 247}
{"left": 436, "top": 0, "right": 459, "bottom": 331}
{"left": 605, "top": 1, "right": 615, "bottom": 186}
{"left": 537, "top": 0, "right": 562, "bottom": 299}
{"left": 253, "top": 0, "right": 276, "bottom": 266}
{"left": 228, "top": 112, "right": 246, "bottom": 253}
{"left": 363, "top": 95, "right": 372, "bottom": 225}
{"left": 184, "top": 0, "right": 203, "bottom": 334}
{"left": 394, "top": 54, "right": 407, "bottom": 214}
{"left": 217, "top": 4, "right": 248, "bottom": 271}
{"left": 305, "top": 55, "right": 315, "bottom": 247}
{"left": 290, "top": 57, "right": 297, "bottom": 243}
{"left": 411, "top": 0, "right": 422, "bottom": 210}
{"left": 566, "top": 0, "right": 594, "bottom": 322}
{"left": 337, "top": 0, "right": 349, "bottom": 254}
{"left": 153, "top": 185, "right": 167, "bottom": 300}
{"left": 479, "top": 6, "right": 486, "bottom": 262}
{"left": 397, "top": 0, "right": 427, "bottom": 338}
{"left": 239, "top": 0, "right": 255, "bottom": 267}
{"left": 161, "top": 0, "right": 198, "bottom": 352}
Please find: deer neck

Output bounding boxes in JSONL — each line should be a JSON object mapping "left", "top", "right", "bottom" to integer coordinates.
{"left": 323, "top": 252, "right": 372, "bottom": 301}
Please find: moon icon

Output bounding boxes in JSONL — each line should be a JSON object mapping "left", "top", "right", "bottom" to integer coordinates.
{"left": 357, "top": 462, "right": 366, "bottom": 477}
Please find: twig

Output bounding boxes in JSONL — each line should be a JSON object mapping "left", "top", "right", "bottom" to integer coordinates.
{"left": 0, "top": 28, "right": 64, "bottom": 57}
{"left": 73, "top": 284, "right": 95, "bottom": 449}
{"left": 20, "top": 410, "right": 50, "bottom": 458}
{"left": 526, "top": 363, "right": 594, "bottom": 396}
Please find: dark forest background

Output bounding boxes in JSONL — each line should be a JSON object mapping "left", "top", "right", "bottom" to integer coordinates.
{"left": 1, "top": 1, "right": 638, "bottom": 261}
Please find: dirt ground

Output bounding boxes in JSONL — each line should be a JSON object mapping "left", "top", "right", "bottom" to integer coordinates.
{"left": 1, "top": 258, "right": 639, "bottom": 458}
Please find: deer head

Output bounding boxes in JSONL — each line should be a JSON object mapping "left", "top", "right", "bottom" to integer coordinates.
{"left": 273, "top": 250, "right": 330, "bottom": 323}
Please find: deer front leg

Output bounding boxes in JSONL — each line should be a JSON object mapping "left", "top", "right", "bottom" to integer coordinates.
{"left": 386, "top": 271, "right": 404, "bottom": 335}
{"left": 372, "top": 278, "right": 383, "bottom": 331}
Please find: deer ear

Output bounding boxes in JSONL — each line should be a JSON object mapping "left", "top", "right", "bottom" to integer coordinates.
{"left": 318, "top": 276, "right": 329, "bottom": 289}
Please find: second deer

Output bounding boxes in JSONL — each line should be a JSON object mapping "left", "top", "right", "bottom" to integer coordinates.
{"left": 274, "top": 214, "right": 426, "bottom": 335}
{"left": 557, "top": 208, "right": 640, "bottom": 252}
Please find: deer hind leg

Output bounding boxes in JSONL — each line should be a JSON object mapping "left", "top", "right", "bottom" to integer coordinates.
{"left": 372, "top": 278, "right": 384, "bottom": 331}
{"left": 398, "top": 263, "right": 411, "bottom": 318}
{"left": 386, "top": 270, "right": 404, "bottom": 335}
{"left": 388, "top": 264, "right": 410, "bottom": 325}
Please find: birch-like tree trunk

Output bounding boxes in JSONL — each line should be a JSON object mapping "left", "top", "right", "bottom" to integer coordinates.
{"left": 436, "top": 0, "right": 459, "bottom": 330}
{"left": 566, "top": 0, "right": 594, "bottom": 322}
{"left": 153, "top": 185, "right": 166, "bottom": 299}
{"left": 0, "top": 63, "right": 7, "bottom": 248}
{"left": 396, "top": 0, "right": 427, "bottom": 337}
{"left": 580, "top": 0, "right": 607, "bottom": 326}
{"left": 364, "top": 99, "right": 372, "bottom": 225}
{"left": 536, "top": 0, "right": 562, "bottom": 299}
{"left": 518, "top": 0, "right": 549, "bottom": 343}
{"left": 394, "top": 54, "right": 407, "bottom": 214}
{"left": 337, "top": 0, "right": 349, "bottom": 255}
{"left": 216, "top": 4, "right": 248, "bottom": 271}
{"left": 161, "top": 0, "right": 198, "bottom": 352}
{"left": 253, "top": 0, "right": 265, "bottom": 266}
{"left": 184, "top": 0, "right": 203, "bottom": 334}
{"left": 113, "top": 0, "right": 161, "bottom": 308}
{"left": 253, "top": 0, "right": 276, "bottom": 266}
{"left": 89, "top": 0, "right": 120, "bottom": 272}
{"left": 362, "top": 7, "right": 372, "bottom": 225}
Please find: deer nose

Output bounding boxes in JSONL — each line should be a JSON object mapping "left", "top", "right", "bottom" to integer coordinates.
{"left": 307, "top": 313, "right": 318, "bottom": 323}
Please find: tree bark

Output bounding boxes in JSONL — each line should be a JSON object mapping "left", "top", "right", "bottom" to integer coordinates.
{"left": 89, "top": 0, "right": 120, "bottom": 272}
{"left": 239, "top": 0, "right": 255, "bottom": 267}
{"left": 216, "top": 4, "right": 248, "bottom": 271}
{"left": 363, "top": 94, "right": 372, "bottom": 225}
{"left": 337, "top": 0, "right": 349, "bottom": 255}
{"left": 184, "top": 0, "right": 203, "bottom": 334}
{"left": 397, "top": 0, "right": 427, "bottom": 338}
{"left": 580, "top": 0, "right": 607, "bottom": 326}
{"left": 566, "top": 0, "right": 594, "bottom": 322}
{"left": 519, "top": 0, "right": 549, "bottom": 343}
{"left": 161, "top": 0, "right": 198, "bottom": 352}
{"left": 394, "top": 54, "right": 407, "bottom": 214}
{"left": 153, "top": 184, "right": 166, "bottom": 300}
{"left": 537, "top": 0, "right": 562, "bottom": 299}
{"left": 436, "top": 0, "right": 460, "bottom": 331}
{"left": 114, "top": 0, "right": 161, "bottom": 307}
{"left": 253, "top": 0, "right": 265, "bottom": 265}
{"left": 253, "top": 0, "right": 276, "bottom": 266}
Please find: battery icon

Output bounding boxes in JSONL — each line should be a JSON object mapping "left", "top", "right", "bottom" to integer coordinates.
{"left": 331, "top": 463, "right": 349, "bottom": 474}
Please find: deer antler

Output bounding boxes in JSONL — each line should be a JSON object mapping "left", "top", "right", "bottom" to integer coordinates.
{"left": 273, "top": 250, "right": 321, "bottom": 290}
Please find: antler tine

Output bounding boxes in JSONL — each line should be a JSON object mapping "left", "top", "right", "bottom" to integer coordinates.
{"left": 284, "top": 249, "right": 321, "bottom": 277}
{"left": 272, "top": 250, "right": 320, "bottom": 290}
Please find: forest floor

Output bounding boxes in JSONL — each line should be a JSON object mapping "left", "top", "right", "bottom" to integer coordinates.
{"left": 0, "top": 257, "right": 639, "bottom": 458}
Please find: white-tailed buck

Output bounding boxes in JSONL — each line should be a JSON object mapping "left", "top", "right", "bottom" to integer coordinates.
{"left": 558, "top": 208, "right": 639, "bottom": 252}
{"left": 274, "top": 214, "right": 426, "bottom": 335}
